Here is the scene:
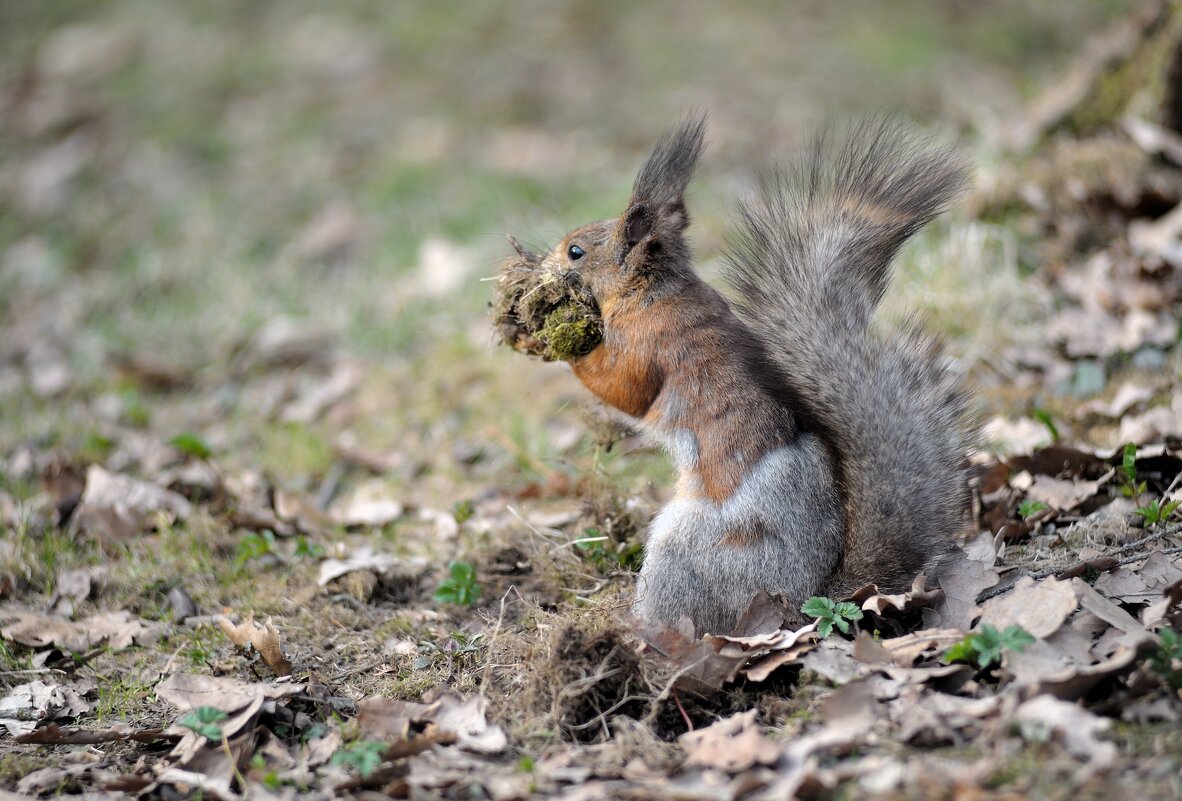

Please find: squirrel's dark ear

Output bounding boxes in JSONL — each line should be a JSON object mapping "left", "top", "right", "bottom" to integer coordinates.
{"left": 507, "top": 234, "right": 541, "bottom": 267}
{"left": 619, "top": 114, "right": 705, "bottom": 258}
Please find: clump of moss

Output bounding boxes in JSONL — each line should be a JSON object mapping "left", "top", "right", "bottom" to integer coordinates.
{"left": 541, "top": 304, "right": 601, "bottom": 360}
{"left": 492, "top": 238, "right": 603, "bottom": 362}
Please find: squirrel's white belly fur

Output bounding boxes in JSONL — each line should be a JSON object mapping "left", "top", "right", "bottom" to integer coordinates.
{"left": 633, "top": 433, "right": 843, "bottom": 636}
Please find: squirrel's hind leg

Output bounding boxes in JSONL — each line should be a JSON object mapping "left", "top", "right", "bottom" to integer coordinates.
{"left": 633, "top": 437, "right": 844, "bottom": 637}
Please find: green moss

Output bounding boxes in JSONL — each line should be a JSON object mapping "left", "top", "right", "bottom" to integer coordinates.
{"left": 541, "top": 304, "right": 604, "bottom": 361}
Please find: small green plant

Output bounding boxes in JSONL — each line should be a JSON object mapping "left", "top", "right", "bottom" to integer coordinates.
{"left": 574, "top": 528, "right": 644, "bottom": 572}
{"left": 1134, "top": 497, "right": 1181, "bottom": 526}
{"left": 802, "top": 596, "right": 863, "bottom": 638}
{"left": 434, "top": 561, "right": 481, "bottom": 606}
{"left": 184, "top": 625, "right": 217, "bottom": 667}
{"left": 1031, "top": 408, "right": 1059, "bottom": 442}
{"left": 250, "top": 753, "right": 282, "bottom": 790}
{"left": 0, "top": 640, "right": 23, "bottom": 672}
{"left": 1149, "top": 628, "right": 1182, "bottom": 689}
{"left": 1118, "top": 442, "right": 1147, "bottom": 499}
{"left": 332, "top": 740, "right": 386, "bottom": 778}
{"left": 293, "top": 536, "right": 325, "bottom": 559}
{"left": 452, "top": 499, "right": 475, "bottom": 524}
{"left": 414, "top": 630, "right": 485, "bottom": 671}
{"left": 235, "top": 530, "right": 276, "bottom": 566}
{"left": 178, "top": 706, "right": 228, "bottom": 740}
{"left": 1017, "top": 499, "right": 1048, "bottom": 520}
{"left": 121, "top": 389, "right": 151, "bottom": 428}
{"left": 79, "top": 430, "right": 115, "bottom": 463}
{"left": 944, "top": 624, "right": 1034, "bottom": 669}
{"left": 170, "top": 432, "right": 213, "bottom": 460}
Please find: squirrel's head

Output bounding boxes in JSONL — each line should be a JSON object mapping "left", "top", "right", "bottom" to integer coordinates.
{"left": 534, "top": 116, "right": 706, "bottom": 314}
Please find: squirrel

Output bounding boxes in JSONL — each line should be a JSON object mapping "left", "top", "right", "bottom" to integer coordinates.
{"left": 515, "top": 116, "right": 975, "bottom": 636}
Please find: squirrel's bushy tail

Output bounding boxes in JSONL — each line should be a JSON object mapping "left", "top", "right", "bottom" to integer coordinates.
{"left": 722, "top": 118, "right": 975, "bottom": 596}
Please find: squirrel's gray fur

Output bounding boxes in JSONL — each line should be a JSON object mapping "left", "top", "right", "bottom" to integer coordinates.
{"left": 721, "top": 117, "right": 974, "bottom": 600}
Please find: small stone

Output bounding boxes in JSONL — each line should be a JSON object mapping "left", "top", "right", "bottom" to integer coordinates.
{"left": 1131, "top": 347, "right": 1166, "bottom": 371}
{"left": 1069, "top": 360, "right": 1106, "bottom": 397}
{"left": 167, "top": 586, "right": 198, "bottom": 619}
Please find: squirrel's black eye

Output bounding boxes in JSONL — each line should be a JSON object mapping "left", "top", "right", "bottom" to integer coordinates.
{"left": 567, "top": 244, "right": 585, "bottom": 261}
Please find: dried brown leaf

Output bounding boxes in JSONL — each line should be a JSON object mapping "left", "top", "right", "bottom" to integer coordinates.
{"left": 880, "top": 629, "right": 968, "bottom": 666}
{"left": 426, "top": 692, "right": 507, "bottom": 754}
{"left": 0, "top": 607, "right": 164, "bottom": 652}
{"left": 156, "top": 673, "right": 305, "bottom": 715}
{"left": 48, "top": 566, "right": 102, "bottom": 617}
{"left": 70, "top": 465, "right": 192, "bottom": 539}
{"left": 1048, "top": 306, "right": 1177, "bottom": 358}
{"left": 727, "top": 590, "right": 793, "bottom": 637}
{"left": 924, "top": 538, "right": 1000, "bottom": 630}
{"left": 357, "top": 697, "right": 433, "bottom": 741}
{"left": 1093, "top": 568, "right": 1154, "bottom": 603}
{"left": 1141, "top": 576, "right": 1182, "bottom": 626}
{"left": 977, "top": 576, "right": 1079, "bottom": 638}
{"left": 356, "top": 692, "right": 504, "bottom": 755}
{"left": 851, "top": 631, "right": 894, "bottom": 664}
{"left": 634, "top": 617, "right": 748, "bottom": 692}
{"left": 800, "top": 640, "right": 864, "bottom": 685}
{"left": 1006, "top": 445, "right": 1108, "bottom": 478}
{"left": 1118, "top": 394, "right": 1182, "bottom": 443}
{"left": 0, "top": 680, "right": 91, "bottom": 736}
{"left": 153, "top": 767, "right": 236, "bottom": 801}
{"left": 849, "top": 574, "right": 943, "bottom": 615}
{"left": 1072, "top": 578, "right": 1155, "bottom": 649}
{"left": 1078, "top": 382, "right": 1154, "bottom": 419}
{"left": 237, "top": 316, "right": 338, "bottom": 371}
{"left": 888, "top": 685, "right": 1003, "bottom": 746}
{"left": 317, "top": 546, "right": 429, "bottom": 587}
{"left": 329, "top": 478, "right": 405, "bottom": 529}
{"left": 1012, "top": 695, "right": 1117, "bottom": 769}
{"left": 1013, "top": 643, "right": 1139, "bottom": 700}
{"left": 279, "top": 363, "right": 359, "bottom": 424}
{"left": 983, "top": 416, "right": 1054, "bottom": 456}
{"left": 680, "top": 709, "right": 780, "bottom": 773}
{"left": 217, "top": 615, "right": 293, "bottom": 676}
{"left": 743, "top": 639, "right": 819, "bottom": 682}
{"left": 14, "top": 721, "right": 173, "bottom": 745}
{"left": 1025, "top": 471, "right": 1113, "bottom": 513}
{"left": 1137, "top": 550, "right": 1182, "bottom": 589}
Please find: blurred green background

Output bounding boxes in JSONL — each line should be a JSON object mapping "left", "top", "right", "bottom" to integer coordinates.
{"left": 0, "top": 0, "right": 1129, "bottom": 497}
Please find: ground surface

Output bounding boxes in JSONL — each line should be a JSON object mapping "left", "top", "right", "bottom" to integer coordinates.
{"left": 1, "top": 2, "right": 1181, "bottom": 800}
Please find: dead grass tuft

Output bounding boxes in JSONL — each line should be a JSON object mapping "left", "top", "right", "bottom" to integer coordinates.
{"left": 486, "top": 604, "right": 651, "bottom": 744}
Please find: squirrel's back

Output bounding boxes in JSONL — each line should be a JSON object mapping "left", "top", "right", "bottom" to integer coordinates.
{"left": 722, "top": 118, "right": 975, "bottom": 596}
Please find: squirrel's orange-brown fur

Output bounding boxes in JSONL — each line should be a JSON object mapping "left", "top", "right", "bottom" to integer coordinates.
{"left": 509, "top": 116, "right": 975, "bottom": 636}
{"left": 573, "top": 284, "right": 795, "bottom": 505}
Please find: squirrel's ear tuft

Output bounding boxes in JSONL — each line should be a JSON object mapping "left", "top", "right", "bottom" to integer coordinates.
{"left": 620, "top": 114, "right": 706, "bottom": 256}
